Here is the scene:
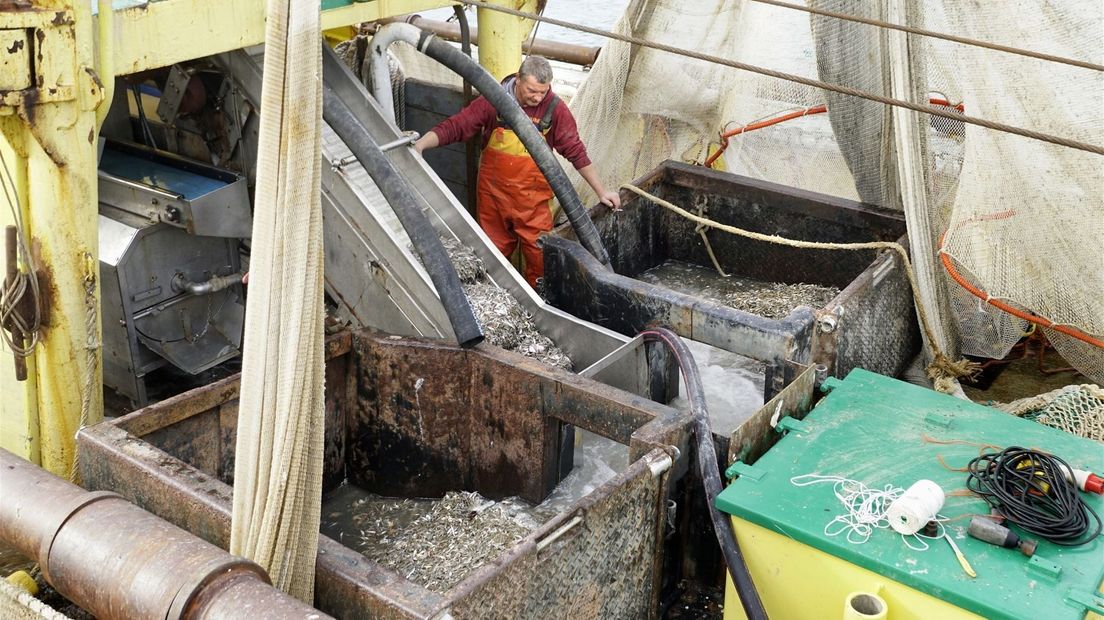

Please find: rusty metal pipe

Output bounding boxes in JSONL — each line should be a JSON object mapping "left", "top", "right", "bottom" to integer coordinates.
{"left": 370, "top": 16, "right": 602, "bottom": 67}
{"left": 0, "top": 448, "right": 329, "bottom": 619}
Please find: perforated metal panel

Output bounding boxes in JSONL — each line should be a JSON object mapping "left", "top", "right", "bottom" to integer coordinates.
{"left": 449, "top": 452, "right": 667, "bottom": 619}
{"left": 828, "top": 250, "right": 921, "bottom": 378}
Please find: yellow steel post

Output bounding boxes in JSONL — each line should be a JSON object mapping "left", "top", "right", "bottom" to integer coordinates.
{"left": 476, "top": 0, "right": 539, "bottom": 80}
{"left": 0, "top": 0, "right": 105, "bottom": 475}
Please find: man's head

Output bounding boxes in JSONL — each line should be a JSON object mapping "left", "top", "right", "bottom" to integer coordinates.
{"left": 515, "top": 56, "right": 553, "bottom": 107}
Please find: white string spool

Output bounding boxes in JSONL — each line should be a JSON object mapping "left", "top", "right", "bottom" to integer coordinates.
{"left": 886, "top": 479, "right": 945, "bottom": 535}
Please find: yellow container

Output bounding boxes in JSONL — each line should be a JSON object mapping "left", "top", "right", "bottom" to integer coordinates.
{"left": 723, "top": 517, "right": 982, "bottom": 620}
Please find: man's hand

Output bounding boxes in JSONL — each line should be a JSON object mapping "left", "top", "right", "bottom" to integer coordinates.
{"left": 598, "top": 190, "right": 622, "bottom": 210}
{"left": 413, "top": 130, "right": 440, "bottom": 154}
{"left": 577, "top": 164, "right": 621, "bottom": 211}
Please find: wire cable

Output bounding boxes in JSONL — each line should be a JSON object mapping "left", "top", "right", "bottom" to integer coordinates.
{"left": 131, "top": 83, "right": 158, "bottom": 148}
{"left": 454, "top": 0, "right": 1104, "bottom": 156}
{"left": 965, "top": 447, "right": 1102, "bottom": 546}
{"left": 0, "top": 147, "right": 41, "bottom": 359}
{"left": 749, "top": 0, "right": 1104, "bottom": 72}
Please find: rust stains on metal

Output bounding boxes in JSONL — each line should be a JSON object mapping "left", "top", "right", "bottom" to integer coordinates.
{"left": 349, "top": 331, "right": 575, "bottom": 503}
{"left": 83, "top": 66, "right": 103, "bottom": 95}
{"left": 31, "top": 244, "right": 54, "bottom": 330}
{"left": 15, "top": 86, "right": 38, "bottom": 123}
{"left": 50, "top": 11, "right": 73, "bottom": 26}
{"left": 77, "top": 328, "right": 693, "bottom": 619}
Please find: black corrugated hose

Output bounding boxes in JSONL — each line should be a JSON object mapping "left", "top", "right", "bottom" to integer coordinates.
{"left": 417, "top": 32, "right": 612, "bottom": 268}
{"left": 640, "top": 327, "right": 768, "bottom": 620}
{"left": 322, "top": 85, "right": 484, "bottom": 348}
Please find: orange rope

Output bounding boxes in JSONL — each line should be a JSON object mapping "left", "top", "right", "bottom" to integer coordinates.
{"left": 938, "top": 455, "right": 971, "bottom": 472}
{"left": 703, "top": 98, "right": 964, "bottom": 168}
{"left": 701, "top": 100, "right": 1102, "bottom": 351}
{"left": 938, "top": 241, "right": 1104, "bottom": 349}
{"left": 922, "top": 434, "right": 1003, "bottom": 453}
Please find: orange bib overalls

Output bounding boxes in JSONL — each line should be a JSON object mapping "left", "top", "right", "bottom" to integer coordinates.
{"left": 476, "top": 95, "right": 561, "bottom": 287}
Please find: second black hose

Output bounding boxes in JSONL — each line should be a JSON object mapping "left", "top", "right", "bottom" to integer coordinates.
{"left": 639, "top": 327, "right": 768, "bottom": 620}
{"left": 322, "top": 85, "right": 484, "bottom": 347}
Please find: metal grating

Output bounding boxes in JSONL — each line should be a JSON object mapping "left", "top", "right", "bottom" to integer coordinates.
{"left": 830, "top": 250, "right": 921, "bottom": 378}
{"left": 448, "top": 453, "right": 666, "bottom": 619}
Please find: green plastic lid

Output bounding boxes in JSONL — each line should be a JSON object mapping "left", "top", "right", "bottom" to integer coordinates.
{"left": 716, "top": 369, "right": 1104, "bottom": 619}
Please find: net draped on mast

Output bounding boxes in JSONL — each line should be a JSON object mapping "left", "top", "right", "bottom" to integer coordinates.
{"left": 230, "top": 0, "right": 326, "bottom": 603}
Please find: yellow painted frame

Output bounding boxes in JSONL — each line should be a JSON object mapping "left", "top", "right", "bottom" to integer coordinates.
{"left": 2, "top": 0, "right": 537, "bottom": 476}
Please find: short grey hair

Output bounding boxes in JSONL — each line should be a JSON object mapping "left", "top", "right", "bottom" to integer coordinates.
{"left": 518, "top": 56, "right": 553, "bottom": 84}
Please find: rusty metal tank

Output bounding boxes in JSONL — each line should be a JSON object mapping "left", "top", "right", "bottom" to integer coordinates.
{"left": 542, "top": 161, "right": 921, "bottom": 398}
{"left": 77, "top": 329, "right": 693, "bottom": 619}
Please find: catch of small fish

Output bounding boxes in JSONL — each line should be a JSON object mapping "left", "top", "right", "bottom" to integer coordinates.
{"left": 441, "top": 237, "right": 574, "bottom": 370}
{"left": 639, "top": 259, "right": 840, "bottom": 320}
{"left": 341, "top": 491, "right": 538, "bottom": 592}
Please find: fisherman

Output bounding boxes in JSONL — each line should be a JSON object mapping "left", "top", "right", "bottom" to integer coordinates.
{"left": 414, "top": 55, "right": 620, "bottom": 287}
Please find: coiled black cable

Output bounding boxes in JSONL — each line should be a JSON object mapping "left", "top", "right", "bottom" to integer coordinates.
{"left": 966, "top": 447, "right": 1102, "bottom": 546}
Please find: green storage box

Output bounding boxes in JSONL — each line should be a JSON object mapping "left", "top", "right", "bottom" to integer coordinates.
{"left": 717, "top": 369, "right": 1104, "bottom": 619}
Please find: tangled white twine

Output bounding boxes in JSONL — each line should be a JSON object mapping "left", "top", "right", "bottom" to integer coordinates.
{"left": 790, "top": 474, "right": 946, "bottom": 550}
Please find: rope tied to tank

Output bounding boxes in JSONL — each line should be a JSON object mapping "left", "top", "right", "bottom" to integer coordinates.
{"left": 619, "top": 183, "right": 981, "bottom": 392}
{"left": 692, "top": 198, "right": 731, "bottom": 278}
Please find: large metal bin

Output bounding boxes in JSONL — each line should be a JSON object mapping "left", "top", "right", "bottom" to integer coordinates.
{"left": 77, "top": 329, "right": 691, "bottom": 619}
{"left": 543, "top": 162, "right": 921, "bottom": 395}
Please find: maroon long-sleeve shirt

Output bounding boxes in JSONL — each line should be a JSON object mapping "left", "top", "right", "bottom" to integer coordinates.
{"left": 429, "top": 76, "right": 592, "bottom": 170}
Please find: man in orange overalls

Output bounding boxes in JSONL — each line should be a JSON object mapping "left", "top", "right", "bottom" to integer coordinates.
{"left": 414, "top": 56, "right": 620, "bottom": 287}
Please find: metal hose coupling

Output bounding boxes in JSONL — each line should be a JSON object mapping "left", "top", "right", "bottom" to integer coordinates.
{"left": 173, "top": 271, "right": 245, "bottom": 296}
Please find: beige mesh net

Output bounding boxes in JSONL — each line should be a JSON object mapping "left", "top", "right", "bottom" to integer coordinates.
{"left": 927, "top": 4, "right": 1104, "bottom": 383}
{"left": 565, "top": 0, "right": 1103, "bottom": 383}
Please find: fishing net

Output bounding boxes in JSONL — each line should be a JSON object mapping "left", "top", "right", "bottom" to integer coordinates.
{"left": 926, "top": 4, "right": 1104, "bottom": 383}
{"left": 997, "top": 384, "right": 1104, "bottom": 443}
{"left": 230, "top": 0, "right": 324, "bottom": 602}
{"left": 566, "top": 0, "right": 1103, "bottom": 382}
